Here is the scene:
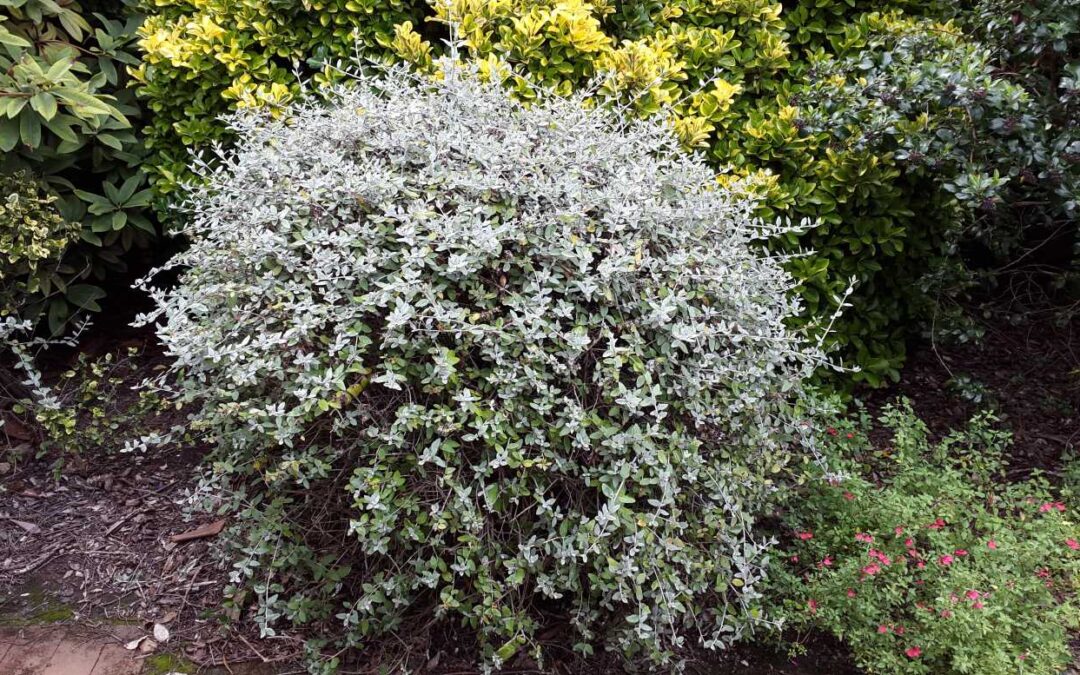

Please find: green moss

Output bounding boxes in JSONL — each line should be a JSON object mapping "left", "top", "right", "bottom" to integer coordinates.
{"left": 0, "top": 587, "right": 74, "bottom": 626}
{"left": 143, "top": 653, "right": 196, "bottom": 675}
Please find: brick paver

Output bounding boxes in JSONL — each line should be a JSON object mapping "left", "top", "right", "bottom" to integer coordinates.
{"left": 0, "top": 629, "right": 141, "bottom": 675}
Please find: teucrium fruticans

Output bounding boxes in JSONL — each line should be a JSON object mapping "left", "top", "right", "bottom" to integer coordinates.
{"left": 139, "top": 59, "right": 831, "bottom": 671}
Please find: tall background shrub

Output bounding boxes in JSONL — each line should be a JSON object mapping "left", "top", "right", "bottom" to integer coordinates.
{"left": 1, "top": 0, "right": 152, "bottom": 332}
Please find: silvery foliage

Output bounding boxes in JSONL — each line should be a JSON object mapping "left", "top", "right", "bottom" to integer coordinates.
{"left": 139, "top": 58, "right": 830, "bottom": 670}
{"left": 0, "top": 317, "right": 78, "bottom": 420}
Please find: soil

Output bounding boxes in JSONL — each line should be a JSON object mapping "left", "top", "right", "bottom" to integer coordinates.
{"left": 1, "top": 312, "right": 1076, "bottom": 674}
{"left": 866, "top": 317, "right": 1079, "bottom": 477}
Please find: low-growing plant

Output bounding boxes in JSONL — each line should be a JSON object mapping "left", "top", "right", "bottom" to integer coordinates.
{"left": 769, "top": 401, "right": 1080, "bottom": 675}
{"left": 139, "top": 60, "right": 832, "bottom": 670}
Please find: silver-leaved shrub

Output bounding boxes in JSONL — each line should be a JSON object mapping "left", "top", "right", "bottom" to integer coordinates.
{"left": 139, "top": 61, "right": 830, "bottom": 670}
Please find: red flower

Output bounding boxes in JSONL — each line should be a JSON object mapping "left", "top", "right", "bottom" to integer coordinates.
{"left": 878, "top": 624, "right": 888, "bottom": 634}
{"left": 904, "top": 538, "right": 914, "bottom": 548}
{"left": 797, "top": 531, "right": 814, "bottom": 540}
{"left": 868, "top": 549, "right": 892, "bottom": 566}
{"left": 905, "top": 646, "right": 922, "bottom": 659}
{"left": 862, "top": 563, "right": 881, "bottom": 577}
{"left": 939, "top": 554, "right": 955, "bottom": 566}
{"left": 965, "top": 590, "right": 981, "bottom": 600}
{"left": 987, "top": 539, "right": 998, "bottom": 550}
{"left": 893, "top": 625, "right": 905, "bottom": 635}
{"left": 843, "top": 491, "right": 856, "bottom": 501}
{"left": 954, "top": 549, "right": 968, "bottom": 557}
{"left": 1067, "top": 539, "right": 1080, "bottom": 551}
{"left": 846, "top": 432, "right": 854, "bottom": 439}
{"left": 855, "top": 532, "right": 874, "bottom": 544}
{"left": 827, "top": 427, "right": 838, "bottom": 436}
{"left": 927, "top": 518, "right": 946, "bottom": 530}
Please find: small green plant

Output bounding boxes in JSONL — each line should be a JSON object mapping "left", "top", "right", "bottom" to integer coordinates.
{"left": 769, "top": 401, "right": 1080, "bottom": 675}
{"left": 6, "top": 346, "right": 170, "bottom": 474}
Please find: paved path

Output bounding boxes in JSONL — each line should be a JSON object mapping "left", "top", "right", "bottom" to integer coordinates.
{"left": 0, "top": 628, "right": 144, "bottom": 675}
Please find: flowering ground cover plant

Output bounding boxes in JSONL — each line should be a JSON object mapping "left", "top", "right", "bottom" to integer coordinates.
{"left": 771, "top": 401, "right": 1080, "bottom": 674}
{"left": 137, "top": 59, "right": 832, "bottom": 670}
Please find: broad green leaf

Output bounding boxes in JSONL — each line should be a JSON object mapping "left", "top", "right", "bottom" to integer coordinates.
{"left": 66, "top": 284, "right": 106, "bottom": 311}
{"left": 19, "top": 110, "right": 41, "bottom": 147}
{"left": 0, "top": 116, "right": 18, "bottom": 152}
{"left": 30, "top": 92, "right": 58, "bottom": 121}
{"left": 0, "top": 25, "right": 31, "bottom": 49}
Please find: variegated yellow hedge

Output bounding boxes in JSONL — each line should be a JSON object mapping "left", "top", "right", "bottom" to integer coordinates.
{"left": 133, "top": 0, "right": 954, "bottom": 384}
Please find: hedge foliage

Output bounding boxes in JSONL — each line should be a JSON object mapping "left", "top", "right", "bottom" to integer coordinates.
{"left": 131, "top": 0, "right": 999, "bottom": 384}
{"left": 1, "top": 0, "right": 153, "bottom": 332}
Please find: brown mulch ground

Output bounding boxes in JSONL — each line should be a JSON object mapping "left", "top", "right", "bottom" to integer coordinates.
{"left": 867, "top": 317, "right": 1079, "bottom": 476}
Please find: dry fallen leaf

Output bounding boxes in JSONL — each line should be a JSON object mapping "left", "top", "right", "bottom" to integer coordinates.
{"left": 124, "top": 637, "right": 144, "bottom": 651}
{"left": 160, "top": 610, "right": 178, "bottom": 624}
{"left": 6, "top": 518, "right": 42, "bottom": 534}
{"left": 169, "top": 518, "right": 226, "bottom": 543}
{"left": 139, "top": 638, "right": 158, "bottom": 653}
{"left": 153, "top": 623, "right": 171, "bottom": 643}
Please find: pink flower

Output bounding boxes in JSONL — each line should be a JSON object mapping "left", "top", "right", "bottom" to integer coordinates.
{"left": 954, "top": 549, "right": 968, "bottom": 557}
{"left": 862, "top": 563, "right": 882, "bottom": 577}
{"left": 827, "top": 427, "right": 838, "bottom": 436}
{"left": 1019, "top": 653, "right": 1028, "bottom": 661}
{"left": 808, "top": 599, "right": 819, "bottom": 614}
{"left": 972, "top": 601, "right": 984, "bottom": 609}
{"left": 904, "top": 538, "right": 915, "bottom": 548}
{"left": 878, "top": 624, "right": 888, "bottom": 634}
{"left": 940, "top": 609, "right": 953, "bottom": 618}
{"left": 939, "top": 554, "right": 955, "bottom": 566}
{"left": 987, "top": 539, "right": 998, "bottom": 550}
{"left": 797, "top": 531, "right": 814, "bottom": 540}
{"left": 905, "top": 646, "right": 922, "bottom": 659}
{"left": 927, "top": 518, "right": 946, "bottom": 530}
{"left": 916, "top": 561, "right": 926, "bottom": 570}
{"left": 1066, "top": 539, "right": 1079, "bottom": 551}
{"left": 847, "top": 588, "right": 857, "bottom": 598}
{"left": 965, "top": 590, "right": 981, "bottom": 600}
{"left": 790, "top": 555, "right": 799, "bottom": 563}
{"left": 1039, "top": 502, "right": 1066, "bottom": 513}
{"left": 894, "top": 625, "right": 905, "bottom": 635}
{"left": 818, "top": 556, "right": 834, "bottom": 569}
{"left": 894, "top": 526, "right": 905, "bottom": 536}
{"left": 855, "top": 532, "right": 874, "bottom": 544}
{"left": 869, "top": 549, "right": 892, "bottom": 565}
{"left": 846, "top": 432, "right": 854, "bottom": 439}
{"left": 843, "top": 491, "right": 856, "bottom": 501}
